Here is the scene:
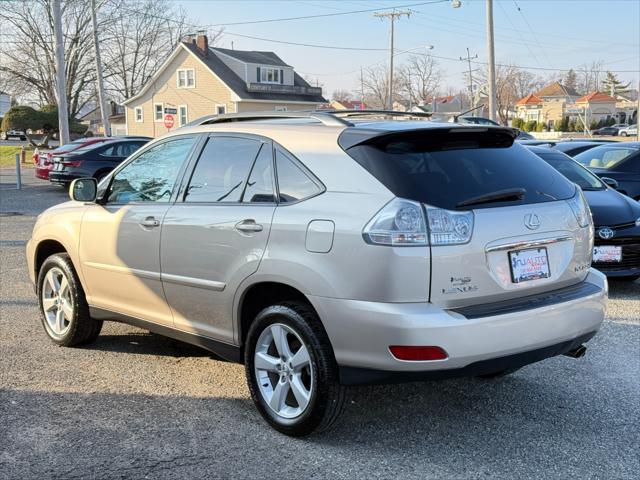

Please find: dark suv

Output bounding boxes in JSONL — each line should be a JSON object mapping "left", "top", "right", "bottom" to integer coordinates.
{"left": 49, "top": 138, "right": 149, "bottom": 185}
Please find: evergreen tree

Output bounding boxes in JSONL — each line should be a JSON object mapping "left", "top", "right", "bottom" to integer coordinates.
{"left": 564, "top": 69, "right": 578, "bottom": 93}
{"left": 601, "top": 71, "right": 631, "bottom": 97}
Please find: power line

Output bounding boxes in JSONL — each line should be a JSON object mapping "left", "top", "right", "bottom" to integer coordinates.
{"left": 118, "top": 1, "right": 447, "bottom": 30}
{"left": 223, "top": 32, "right": 387, "bottom": 51}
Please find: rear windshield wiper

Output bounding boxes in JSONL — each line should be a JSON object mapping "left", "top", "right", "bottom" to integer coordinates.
{"left": 456, "top": 188, "right": 526, "bottom": 208}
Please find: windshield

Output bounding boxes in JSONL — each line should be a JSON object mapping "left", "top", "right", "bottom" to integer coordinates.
{"left": 574, "top": 145, "right": 638, "bottom": 169}
{"left": 537, "top": 152, "right": 604, "bottom": 190}
{"left": 344, "top": 129, "right": 575, "bottom": 210}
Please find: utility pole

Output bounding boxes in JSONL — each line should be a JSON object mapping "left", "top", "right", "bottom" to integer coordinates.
{"left": 52, "top": 0, "right": 70, "bottom": 146}
{"left": 360, "top": 67, "right": 364, "bottom": 105}
{"left": 91, "top": 0, "right": 110, "bottom": 137}
{"left": 374, "top": 10, "right": 411, "bottom": 110}
{"left": 485, "top": 0, "right": 497, "bottom": 122}
{"left": 460, "top": 47, "right": 478, "bottom": 114}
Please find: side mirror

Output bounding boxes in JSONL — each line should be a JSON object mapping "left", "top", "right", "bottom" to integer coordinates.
{"left": 601, "top": 177, "right": 619, "bottom": 190}
{"left": 69, "top": 178, "right": 97, "bottom": 202}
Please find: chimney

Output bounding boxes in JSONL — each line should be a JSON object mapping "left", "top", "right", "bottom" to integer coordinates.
{"left": 196, "top": 30, "right": 208, "bottom": 57}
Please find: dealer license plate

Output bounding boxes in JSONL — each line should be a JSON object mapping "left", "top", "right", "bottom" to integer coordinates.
{"left": 593, "top": 246, "right": 622, "bottom": 263}
{"left": 509, "top": 247, "right": 550, "bottom": 283}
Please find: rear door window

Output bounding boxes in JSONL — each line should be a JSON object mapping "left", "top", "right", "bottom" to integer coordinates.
{"left": 344, "top": 129, "right": 575, "bottom": 210}
{"left": 184, "top": 136, "right": 262, "bottom": 203}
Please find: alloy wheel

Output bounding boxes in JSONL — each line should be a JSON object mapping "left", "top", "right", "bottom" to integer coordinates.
{"left": 254, "top": 323, "right": 313, "bottom": 419}
{"left": 41, "top": 267, "right": 74, "bottom": 337}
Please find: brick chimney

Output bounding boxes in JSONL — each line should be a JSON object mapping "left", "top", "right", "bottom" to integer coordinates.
{"left": 196, "top": 31, "right": 208, "bottom": 57}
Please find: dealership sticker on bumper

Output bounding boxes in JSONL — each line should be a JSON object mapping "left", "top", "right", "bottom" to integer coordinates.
{"left": 509, "top": 247, "right": 550, "bottom": 283}
{"left": 593, "top": 246, "right": 622, "bottom": 262}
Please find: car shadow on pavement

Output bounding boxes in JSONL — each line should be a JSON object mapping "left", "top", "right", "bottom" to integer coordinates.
{"left": 90, "top": 330, "right": 220, "bottom": 359}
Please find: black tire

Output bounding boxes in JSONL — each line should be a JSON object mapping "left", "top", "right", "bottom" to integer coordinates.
{"left": 478, "top": 367, "right": 521, "bottom": 379}
{"left": 244, "top": 302, "right": 346, "bottom": 436}
{"left": 37, "top": 253, "right": 102, "bottom": 346}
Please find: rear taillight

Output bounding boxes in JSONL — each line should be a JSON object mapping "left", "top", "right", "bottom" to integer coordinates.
{"left": 363, "top": 198, "right": 427, "bottom": 246}
{"left": 389, "top": 345, "right": 448, "bottom": 361}
{"left": 61, "top": 160, "right": 83, "bottom": 167}
{"left": 566, "top": 187, "right": 592, "bottom": 228}
{"left": 425, "top": 207, "right": 474, "bottom": 246}
{"left": 363, "top": 198, "right": 474, "bottom": 247}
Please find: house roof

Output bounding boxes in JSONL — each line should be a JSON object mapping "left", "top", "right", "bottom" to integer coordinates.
{"left": 331, "top": 100, "right": 367, "bottom": 109}
{"left": 211, "top": 47, "right": 291, "bottom": 67}
{"left": 516, "top": 93, "right": 543, "bottom": 106}
{"left": 535, "top": 81, "right": 580, "bottom": 98}
{"left": 124, "top": 42, "right": 327, "bottom": 106}
{"left": 182, "top": 42, "right": 326, "bottom": 103}
{"left": 576, "top": 91, "right": 617, "bottom": 103}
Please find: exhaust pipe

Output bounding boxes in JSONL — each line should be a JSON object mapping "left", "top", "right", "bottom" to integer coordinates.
{"left": 564, "top": 344, "right": 587, "bottom": 359}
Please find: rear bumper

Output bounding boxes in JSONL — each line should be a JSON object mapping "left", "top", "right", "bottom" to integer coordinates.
{"left": 35, "top": 167, "right": 51, "bottom": 180}
{"left": 49, "top": 172, "right": 79, "bottom": 184}
{"left": 310, "top": 268, "right": 607, "bottom": 383}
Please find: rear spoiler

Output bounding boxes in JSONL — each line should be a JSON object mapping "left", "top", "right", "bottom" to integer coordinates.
{"left": 337, "top": 125, "right": 519, "bottom": 150}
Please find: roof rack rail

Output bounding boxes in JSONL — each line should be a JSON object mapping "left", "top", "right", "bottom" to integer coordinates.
{"left": 191, "top": 111, "right": 352, "bottom": 127}
{"left": 316, "top": 109, "right": 432, "bottom": 119}
{"left": 183, "top": 109, "right": 434, "bottom": 129}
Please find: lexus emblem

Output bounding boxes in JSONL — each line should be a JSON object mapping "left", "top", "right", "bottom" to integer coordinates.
{"left": 598, "top": 227, "right": 615, "bottom": 240}
{"left": 524, "top": 213, "right": 541, "bottom": 230}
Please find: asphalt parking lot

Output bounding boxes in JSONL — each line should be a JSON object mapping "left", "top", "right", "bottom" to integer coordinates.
{"left": 1, "top": 169, "right": 638, "bottom": 479}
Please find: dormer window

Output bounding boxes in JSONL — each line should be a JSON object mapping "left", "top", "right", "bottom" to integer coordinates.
{"left": 258, "top": 67, "right": 282, "bottom": 84}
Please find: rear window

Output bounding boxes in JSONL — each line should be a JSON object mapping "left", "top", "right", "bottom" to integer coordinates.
{"left": 537, "top": 152, "right": 604, "bottom": 191}
{"left": 344, "top": 129, "right": 576, "bottom": 210}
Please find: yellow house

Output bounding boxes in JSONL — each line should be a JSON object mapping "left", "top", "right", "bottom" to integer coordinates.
{"left": 124, "top": 33, "right": 327, "bottom": 137}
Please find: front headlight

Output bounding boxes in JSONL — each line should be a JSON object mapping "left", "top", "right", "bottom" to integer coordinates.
{"left": 566, "top": 187, "right": 592, "bottom": 228}
{"left": 635, "top": 217, "right": 640, "bottom": 228}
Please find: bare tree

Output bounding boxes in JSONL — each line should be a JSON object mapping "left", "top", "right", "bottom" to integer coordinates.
{"left": 0, "top": 0, "right": 217, "bottom": 116}
{"left": 0, "top": 0, "right": 97, "bottom": 117}
{"left": 101, "top": 0, "right": 221, "bottom": 102}
{"left": 577, "top": 61, "right": 605, "bottom": 94}
{"left": 478, "top": 63, "right": 522, "bottom": 125}
{"left": 397, "top": 54, "right": 441, "bottom": 107}
{"left": 361, "top": 64, "right": 389, "bottom": 109}
{"left": 331, "top": 89, "right": 352, "bottom": 102}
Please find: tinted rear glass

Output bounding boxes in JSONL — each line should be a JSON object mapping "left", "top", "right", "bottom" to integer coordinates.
{"left": 344, "top": 129, "right": 576, "bottom": 210}
{"left": 537, "top": 152, "right": 604, "bottom": 190}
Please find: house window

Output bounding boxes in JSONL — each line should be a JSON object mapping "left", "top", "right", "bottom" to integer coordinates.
{"left": 177, "top": 69, "right": 195, "bottom": 88}
{"left": 134, "top": 107, "right": 143, "bottom": 122}
{"left": 154, "top": 103, "right": 163, "bottom": 122}
{"left": 179, "top": 105, "right": 188, "bottom": 126}
{"left": 275, "top": 106, "right": 287, "bottom": 112}
{"left": 216, "top": 104, "right": 226, "bottom": 115}
{"left": 259, "top": 67, "right": 281, "bottom": 84}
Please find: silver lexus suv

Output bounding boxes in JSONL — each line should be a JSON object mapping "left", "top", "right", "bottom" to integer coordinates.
{"left": 26, "top": 111, "right": 608, "bottom": 436}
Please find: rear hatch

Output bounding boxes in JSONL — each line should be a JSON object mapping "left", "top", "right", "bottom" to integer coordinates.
{"left": 343, "top": 126, "right": 593, "bottom": 309}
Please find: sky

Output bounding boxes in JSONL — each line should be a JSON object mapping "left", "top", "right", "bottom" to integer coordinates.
{"left": 175, "top": 0, "right": 640, "bottom": 98}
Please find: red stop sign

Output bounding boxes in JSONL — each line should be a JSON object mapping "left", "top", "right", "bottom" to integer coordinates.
{"left": 164, "top": 114, "right": 174, "bottom": 129}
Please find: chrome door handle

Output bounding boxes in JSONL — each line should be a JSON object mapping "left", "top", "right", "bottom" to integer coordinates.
{"left": 235, "top": 219, "right": 263, "bottom": 232}
{"left": 139, "top": 216, "right": 160, "bottom": 228}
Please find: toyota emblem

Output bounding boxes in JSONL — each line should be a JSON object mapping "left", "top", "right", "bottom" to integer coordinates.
{"left": 597, "top": 227, "right": 615, "bottom": 240}
{"left": 524, "top": 213, "right": 541, "bottom": 230}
